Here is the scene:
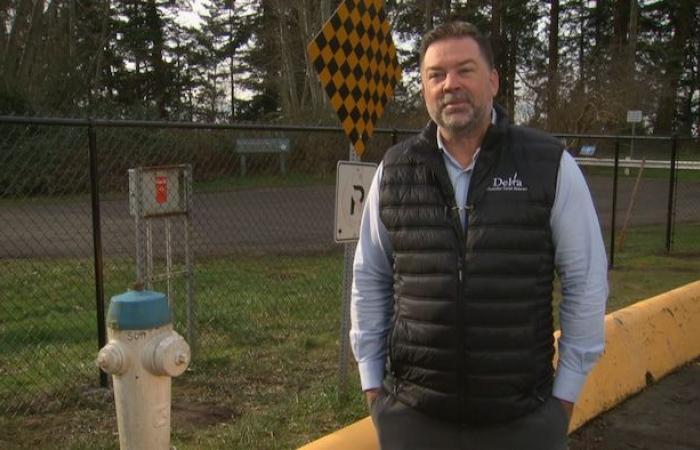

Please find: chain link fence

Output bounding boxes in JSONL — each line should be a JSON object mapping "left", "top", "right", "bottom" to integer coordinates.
{"left": 1, "top": 117, "right": 698, "bottom": 420}
{"left": 673, "top": 137, "right": 700, "bottom": 254}
{"left": 0, "top": 117, "right": 395, "bottom": 417}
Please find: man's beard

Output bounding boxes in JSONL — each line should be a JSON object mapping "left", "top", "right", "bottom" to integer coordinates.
{"left": 433, "top": 92, "right": 487, "bottom": 136}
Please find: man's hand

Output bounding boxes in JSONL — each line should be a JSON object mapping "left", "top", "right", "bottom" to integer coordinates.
{"left": 365, "top": 388, "right": 380, "bottom": 411}
{"left": 559, "top": 399, "right": 574, "bottom": 420}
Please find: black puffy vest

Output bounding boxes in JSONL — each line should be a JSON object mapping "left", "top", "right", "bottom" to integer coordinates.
{"left": 379, "top": 110, "right": 563, "bottom": 425}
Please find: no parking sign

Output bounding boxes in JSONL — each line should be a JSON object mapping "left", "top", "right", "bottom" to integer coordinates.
{"left": 334, "top": 161, "right": 377, "bottom": 243}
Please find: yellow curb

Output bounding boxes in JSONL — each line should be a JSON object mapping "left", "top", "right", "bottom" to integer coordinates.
{"left": 299, "top": 279, "right": 700, "bottom": 449}
{"left": 569, "top": 279, "right": 700, "bottom": 431}
{"left": 298, "top": 417, "right": 377, "bottom": 450}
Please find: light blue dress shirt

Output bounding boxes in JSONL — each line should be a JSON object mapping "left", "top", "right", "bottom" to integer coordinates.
{"left": 350, "top": 121, "right": 609, "bottom": 404}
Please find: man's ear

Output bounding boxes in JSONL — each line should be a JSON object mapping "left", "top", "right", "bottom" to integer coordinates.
{"left": 490, "top": 69, "right": 499, "bottom": 97}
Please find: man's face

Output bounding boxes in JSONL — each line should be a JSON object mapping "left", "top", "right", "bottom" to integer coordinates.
{"left": 421, "top": 37, "right": 499, "bottom": 137}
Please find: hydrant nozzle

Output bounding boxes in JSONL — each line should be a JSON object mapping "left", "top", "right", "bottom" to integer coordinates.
{"left": 96, "top": 341, "right": 128, "bottom": 375}
{"left": 144, "top": 333, "right": 191, "bottom": 377}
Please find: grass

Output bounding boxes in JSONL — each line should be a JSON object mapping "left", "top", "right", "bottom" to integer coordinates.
{"left": 1, "top": 224, "right": 699, "bottom": 449}
{"left": 579, "top": 165, "right": 700, "bottom": 182}
{"left": 604, "top": 223, "right": 700, "bottom": 312}
{"left": 0, "top": 252, "right": 358, "bottom": 449}
{"left": 0, "top": 172, "right": 335, "bottom": 206}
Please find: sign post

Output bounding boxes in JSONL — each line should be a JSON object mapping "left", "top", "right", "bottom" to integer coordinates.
{"left": 128, "top": 165, "right": 196, "bottom": 351}
{"left": 335, "top": 154, "right": 377, "bottom": 391}
{"left": 307, "top": 0, "right": 400, "bottom": 391}
{"left": 627, "top": 110, "right": 642, "bottom": 161}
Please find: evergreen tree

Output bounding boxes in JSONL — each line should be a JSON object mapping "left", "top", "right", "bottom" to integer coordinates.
{"left": 108, "top": 0, "right": 182, "bottom": 118}
{"left": 0, "top": 0, "right": 696, "bottom": 132}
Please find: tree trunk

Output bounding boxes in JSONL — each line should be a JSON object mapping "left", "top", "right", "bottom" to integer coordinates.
{"left": 594, "top": 0, "right": 607, "bottom": 49}
{"left": 546, "top": 0, "right": 559, "bottom": 130}
{"left": 0, "top": 1, "right": 8, "bottom": 59}
{"left": 277, "top": 4, "right": 300, "bottom": 117}
{"left": 609, "top": 0, "right": 629, "bottom": 84}
{"left": 490, "top": 0, "right": 514, "bottom": 118}
{"left": 612, "top": 0, "right": 629, "bottom": 51}
{"left": 626, "top": 0, "right": 638, "bottom": 81}
{"left": 423, "top": 0, "right": 434, "bottom": 31}
{"left": 506, "top": 38, "right": 516, "bottom": 119}
{"left": 443, "top": 0, "right": 452, "bottom": 19}
{"left": 17, "top": 0, "right": 45, "bottom": 96}
{"left": 300, "top": 0, "right": 330, "bottom": 114}
{"left": 5, "top": 0, "right": 44, "bottom": 81}
{"left": 655, "top": 1, "right": 693, "bottom": 134}
{"left": 229, "top": 4, "right": 236, "bottom": 122}
{"left": 490, "top": 0, "right": 505, "bottom": 108}
{"left": 578, "top": 1, "right": 585, "bottom": 82}
{"left": 89, "top": 0, "right": 111, "bottom": 110}
{"left": 591, "top": 0, "right": 608, "bottom": 88}
{"left": 145, "top": 0, "right": 168, "bottom": 118}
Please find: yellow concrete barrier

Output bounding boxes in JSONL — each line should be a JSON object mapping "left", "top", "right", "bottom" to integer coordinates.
{"left": 299, "top": 279, "right": 700, "bottom": 450}
{"left": 298, "top": 417, "right": 377, "bottom": 450}
{"left": 569, "top": 279, "right": 700, "bottom": 430}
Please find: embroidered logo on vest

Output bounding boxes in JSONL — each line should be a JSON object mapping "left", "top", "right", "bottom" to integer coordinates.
{"left": 487, "top": 172, "right": 528, "bottom": 192}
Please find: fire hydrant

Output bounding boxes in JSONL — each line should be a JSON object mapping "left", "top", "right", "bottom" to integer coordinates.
{"left": 96, "top": 288, "right": 190, "bottom": 450}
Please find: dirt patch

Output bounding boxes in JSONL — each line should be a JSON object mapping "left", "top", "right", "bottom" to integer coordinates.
{"left": 668, "top": 251, "right": 700, "bottom": 259}
{"left": 570, "top": 359, "right": 700, "bottom": 450}
{"left": 172, "top": 400, "right": 238, "bottom": 430}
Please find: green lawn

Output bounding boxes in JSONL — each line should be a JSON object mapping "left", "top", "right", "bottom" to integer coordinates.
{"left": 1, "top": 224, "right": 699, "bottom": 449}
{"left": 579, "top": 165, "right": 700, "bottom": 182}
{"left": 0, "top": 172, "right": 335, "bottom": 206}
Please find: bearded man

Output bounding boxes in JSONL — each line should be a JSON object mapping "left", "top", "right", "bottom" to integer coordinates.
{"left": 350, "top": 21, "right": 608, "bottom": 450}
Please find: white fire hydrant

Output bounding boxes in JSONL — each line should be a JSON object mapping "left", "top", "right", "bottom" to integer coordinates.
{"left": 97, "top": 288, "right": 190, "bottom": 450}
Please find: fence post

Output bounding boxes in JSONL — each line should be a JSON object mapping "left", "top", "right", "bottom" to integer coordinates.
{"left": 88, "top": 120, "right": 108, "bottom": 388}
{"left": 665, "top": 134, "right": 678, "bottom": 253}
{"left": 609, "top": 139, "right": 620, "bottom": 270}
{"left": 338, "top": 144, "right": 359, "bottom": 395}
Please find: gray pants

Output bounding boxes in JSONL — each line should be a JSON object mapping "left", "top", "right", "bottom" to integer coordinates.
{"left": 370, "top": 390, "right": 569, "bottom": 450}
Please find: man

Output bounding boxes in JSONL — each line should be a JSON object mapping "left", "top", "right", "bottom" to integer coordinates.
{"left": 350, "top": 21, "right": 608, "bottom": 450}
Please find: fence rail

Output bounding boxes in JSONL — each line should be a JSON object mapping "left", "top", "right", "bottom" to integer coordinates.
{"left": 576, "top": 157, "right": 700, "bottom": 170}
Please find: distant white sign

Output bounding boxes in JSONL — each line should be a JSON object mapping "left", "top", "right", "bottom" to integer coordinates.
{"left": 627, "top": 110, "right": 642, "bottom": 123}
{"left": 334, "top": 161, "right": 377, "bottom": 243}
{"left": 579, "top": 145, "right": 597, "bottom": 156}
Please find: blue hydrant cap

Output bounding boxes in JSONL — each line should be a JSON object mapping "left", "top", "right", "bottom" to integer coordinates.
{"left": 107, "top": 289, "right": 171, "bottom": 330}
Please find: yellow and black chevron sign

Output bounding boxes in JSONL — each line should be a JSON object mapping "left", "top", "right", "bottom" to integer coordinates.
{"left": 307, "top": 0, "right": 401, "bottom": 157}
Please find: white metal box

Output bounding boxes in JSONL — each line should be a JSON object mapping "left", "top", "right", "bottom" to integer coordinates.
{"left": 129, "top": 165, "right": 191, "bottom": 217}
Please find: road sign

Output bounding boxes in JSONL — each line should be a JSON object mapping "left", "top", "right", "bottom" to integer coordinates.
{"left": 307, "top": 0, "right": 401, "bottom": 157}
{"left": 334, "top": 161, "right": 377, "bottom": 242}
{"left": 627, "top": 110, "right": 642, "bottom": 123}
{"left": 579, "top": 145, "right": 597, "bottom": 156}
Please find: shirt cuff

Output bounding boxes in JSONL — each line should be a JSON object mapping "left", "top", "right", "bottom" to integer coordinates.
{"left": 358, "top": 358, "right": 385, "bottom": 391}
{"left": 552, "top": 364, "right": 589, "bottom": 403}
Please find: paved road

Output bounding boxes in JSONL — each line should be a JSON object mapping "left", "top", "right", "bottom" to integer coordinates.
{"left": 0, "top": 185, "right": 336, "bottom": 259}
{"left": 571, "top": 358, "right": 700, "bottom": 450}
{"left": 1, "top": 176, "right": 699, "bottom": 259}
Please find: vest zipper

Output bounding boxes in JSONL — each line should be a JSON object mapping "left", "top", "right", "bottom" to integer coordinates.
{"left": 457, "top": 204, "right": 473, "bottom": 423}
{"left": 452, "top": 206, "right": 465, "bottom": 284}
{"left": 448, "top": 197, "right": 475, "bottom": 422}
